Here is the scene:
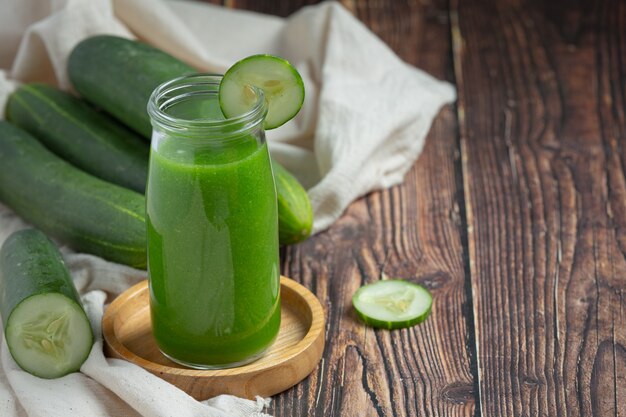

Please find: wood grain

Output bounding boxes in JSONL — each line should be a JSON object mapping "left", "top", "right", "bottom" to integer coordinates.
{"left": 195, "top": 0, "right": 626, "bottom": 414}
{"left": 452, "top": 0, "right": 626, "bottom": 415}
{"left": 102, "top": 277, "right": 325, "bottom": 400}
{"left": 201, "top": 0, "right": 475, "bottom": 416}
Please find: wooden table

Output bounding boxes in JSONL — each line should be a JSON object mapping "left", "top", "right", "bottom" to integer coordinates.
{"left": 207, "top": 1, "right": 626, "bottom": 415}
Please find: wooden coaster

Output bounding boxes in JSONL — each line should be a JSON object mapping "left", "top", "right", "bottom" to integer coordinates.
{"left": 102, "top": 276, "right": 325, "bottom": 400}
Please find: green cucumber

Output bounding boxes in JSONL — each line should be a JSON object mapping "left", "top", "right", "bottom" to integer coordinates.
{"left": 219, "top": 54, "right": 305, "bottom": 129}
{"left": 6, "top": 84, "right": 149, "bottom": 193}
{"left": 352, "top": 279, "right": 432, "bottom": 329}
{"left": 68, "top": 35, "right": 313, "bottom": 244}
{"left": 0, "top": 229, "right": 93, "bottom": 378}
{"left": 273, "top": 162, "right": 313, "bottom": 244}
{"left": 0, "top": 122, "right": 146, "bottom": 268}
{"left": 68, "top": 35, "right": 196, "bottom": 138}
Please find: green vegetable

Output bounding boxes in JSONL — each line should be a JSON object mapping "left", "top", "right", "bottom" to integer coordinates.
{"left": 273, "top": 162, "right": 313, "bottom": 244}
{"left": 0, "top": 229, "right": 93, "bottom": 378}
{"left": 6, "top": 83, "right": 149, "bottom": 193}
{"left": 352, "top": 279, "right": 432, "bottom": 329}
{"left": 68, "top": 35, "right": 195, "bottom": 137}
{"left": 0, "top": 122, "right": 146, "bottom": 268}
{"left": 68, "top": 35, "right": 313, "bottom": 244}
{"left": 219, "top": 54, "right": 305, "bottom": 129}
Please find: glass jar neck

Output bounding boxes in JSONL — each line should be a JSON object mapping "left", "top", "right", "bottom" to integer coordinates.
{"left": 147, "top": 74, "right": 267, "bottom": 141}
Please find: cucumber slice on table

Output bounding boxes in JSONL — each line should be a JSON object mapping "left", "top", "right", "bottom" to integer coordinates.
{"left": 219, "top": 54, "right": 305, "bottom": 129}
{"left": 352, "top": 280, "right": 432, "bottom": 330}
{"left": 0, "top": 229, "right": 93, "bottom": 378}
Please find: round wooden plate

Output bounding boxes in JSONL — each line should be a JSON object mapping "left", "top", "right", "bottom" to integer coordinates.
{"left": 102, "top": 276, "right": 325, "bottom": 400}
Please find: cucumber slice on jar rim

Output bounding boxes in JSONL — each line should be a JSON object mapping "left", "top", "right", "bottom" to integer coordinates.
{"left": 352, "top": 279, "right": 433, "bottom": 330}
{"left": 219, "top": 54, "right": 305, "bottom": 130}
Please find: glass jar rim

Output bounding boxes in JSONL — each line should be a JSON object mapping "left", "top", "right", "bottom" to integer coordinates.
{"left": 147, "top": 73, "right": 267, "bottom": 136}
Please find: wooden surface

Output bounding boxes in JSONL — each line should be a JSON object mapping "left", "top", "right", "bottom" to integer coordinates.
{"left": 453, "top": 0, "right": 626, "bottom": 415}
{"left": 201, "top": 0, "right": 626, "bottom": 415}
{"left": 102, "top": 277, "right": 324, "bottom": 400}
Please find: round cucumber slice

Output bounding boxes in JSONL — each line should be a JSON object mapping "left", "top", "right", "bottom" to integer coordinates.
{"left": 352, "top": 280, "right": 432, "bottom": 329}
{"left": 219, "top": 54, "right": 305, "bottom": 129}
{"left": 5, "top": 293, "right": 93, "bottom": 379}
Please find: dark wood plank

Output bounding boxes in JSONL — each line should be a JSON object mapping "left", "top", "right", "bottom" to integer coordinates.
{"left": 201, "top": 0, "right": 476, "bottom": 415}
{"left": 452, "top": 0, "right": 626, "bottom": 415}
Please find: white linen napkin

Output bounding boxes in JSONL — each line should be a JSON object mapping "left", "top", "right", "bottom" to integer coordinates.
{"left": 0, "top": 0, "right": 456, "bottom": 416}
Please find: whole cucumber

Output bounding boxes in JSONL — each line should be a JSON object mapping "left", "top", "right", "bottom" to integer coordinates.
{"left": 68, "top": 35, "right": 195, "bottom": 138}
{"left": 0, "top": 122, "right": 146, "bottom": 268}
{"left": 7, "top": 83, "right": 149, "bottom": 193}
{"left": 273, "top": 162, "right": 313, "bottom": 244}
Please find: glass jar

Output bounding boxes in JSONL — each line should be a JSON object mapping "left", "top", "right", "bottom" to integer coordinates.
{"left": 146, "top": 74, "right": 281, "bottom": 369}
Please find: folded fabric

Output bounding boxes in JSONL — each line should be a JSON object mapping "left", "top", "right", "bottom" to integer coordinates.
{"left": 0, "top": 0, "right": 456, "bottom": 416}
{"left": 0, "top": 0, "right": 455, "bottom": 232}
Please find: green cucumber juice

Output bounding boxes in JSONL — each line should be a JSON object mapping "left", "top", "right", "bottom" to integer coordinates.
{"left": 146, "top": 75, "right": 280, "bottom": 368}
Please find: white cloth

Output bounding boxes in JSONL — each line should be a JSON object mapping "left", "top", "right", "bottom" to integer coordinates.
{"left": 0, "top": 0, "right": 455, "bottom": 416}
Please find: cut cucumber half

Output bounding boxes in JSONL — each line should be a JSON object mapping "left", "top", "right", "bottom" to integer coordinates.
{"left": 219, "top": 54, "right": 305, "bottom": 129}
{"left": 0, "top": 229, "right": 93, "bottom": 378}
{"left": 5, "top": 293, "right": 93, "bottom": 379}
{"left": 352, "top": 280, "right": 432, "bottom": 329}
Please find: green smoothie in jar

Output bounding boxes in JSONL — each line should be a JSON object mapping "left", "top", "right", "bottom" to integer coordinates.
{"left": 146, "top": 75, "right": 280, "bottom": 368}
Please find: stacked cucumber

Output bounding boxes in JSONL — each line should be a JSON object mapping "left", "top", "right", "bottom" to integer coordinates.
{"left": 0, "top": 122, "right": 147, "bottom": 268}
{"left": 0, "top": 36, "right": 314, "bottom": 378}
{"left": 1, "top": 35, "right": 313, "bottom": 270}
{"left": 7, "top": 84, "right": 149, "bottom": 193}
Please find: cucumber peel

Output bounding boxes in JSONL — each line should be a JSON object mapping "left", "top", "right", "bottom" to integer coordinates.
{"left": 219, "top": 54, "right": 305, "bottom": 129}
{"left": 272, "top": 161, "right": 313, "bottom": 244}
{"left": 352, "top": 278, "right": 432, "bottom": 329}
